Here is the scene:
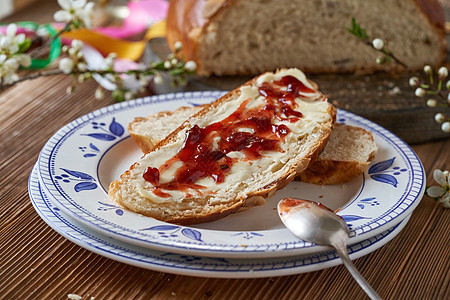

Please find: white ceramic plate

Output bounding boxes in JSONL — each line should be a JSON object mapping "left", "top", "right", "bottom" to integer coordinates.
{"left": 37, "top": 91, "right": 425, "bottom": 258}
{"left": 29, "top": 164, "right": 410, "bottom": 278}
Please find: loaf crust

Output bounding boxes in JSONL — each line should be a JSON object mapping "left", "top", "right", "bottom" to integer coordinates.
{"left": 109, "top": 69, "right": 336, "bottom": 224}
{"left": 166, "top": 0, "right": 446, "bottom": 76}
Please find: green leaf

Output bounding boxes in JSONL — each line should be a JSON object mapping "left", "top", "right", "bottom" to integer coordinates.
{"left": 18, "top": 38, "right": 32, "bottom": 53}
{"left": 347, "top": 17, "right": 369, "bottom": 41}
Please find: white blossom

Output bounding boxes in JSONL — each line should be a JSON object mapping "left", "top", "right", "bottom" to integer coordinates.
{"left": 184, "top": 61, "right": 197, "bottom": 72}
{"left": 409, "top": 77, "right": 419, "bottom": 87}
{"left": 124, "top": 91, "right": 133, "bottom": 101}
{"left": 153, "top": 73, "right": 163, "bottom": 85}
{"left": 426, "top": 169, "right": 450, "bottom": 208}
{"left": 426, "top": 99, "right": 437, "bottom": 107}
{"left": 54, "top": 0, "right": 94, "bottom": 28}
{"left": 435, "top": 113, "right": 445, "bottom": 123}
{"left": 415, "top": 87, "right": 426, "bottom": 97}
{"left": 59, "top": 57, "right": 74, "bottom": 74}
{"left": 163, "top": 61, "right": 171, "bottom": 69}
{"left": 174, "top": 41, "right": 183, "bottom": 51}
{"left": 372, "top": 38, "right": 384, "bottom": 50}
{"left": 0, "top": 24, "right": 26, "bottom": 54}
{"left": 77, "top": 62, "right": 87, "bottom": 72}
{"left": 16, "top": 54, "right": 31, "bottom": 67}
{"left": 94, "top": 87, "right": 104, "bottom": 100}
{"left": 71, "top": 39, "right": 84, "bottom": 51}
{"left": 438, "top": 66, "right": 448, "bottom": 79}
{"left": 442, "top": 121, "right": 450, "bottom": 133}
{"left": 424, "top": 65, "right": 432, "bottom": 75}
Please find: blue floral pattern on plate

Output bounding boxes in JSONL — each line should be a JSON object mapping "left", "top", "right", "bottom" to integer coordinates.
{"left": 36, "top": 91, "right": 425, "bottom": 259}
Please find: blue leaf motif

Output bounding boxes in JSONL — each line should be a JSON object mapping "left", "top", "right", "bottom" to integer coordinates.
{"left": 371, "top": 174, "right": 398, "bottom": 187}
{"left": 357, "top": 204, "right": 365, "bottom": 209}
{"left": 61, "top": 168, "right": 94, "bottom": 181}
{"left": 74, "top": 182, "right": 98, "bottom": 192}
{"left": 109, "top": 117, "right": 124, "bottom": 137}
{"left": 82, "top": 133, "right": 116, "bottom": 141}
{"left": 115, "top": 209, "right": 124, "bottom": 216}
{"left": 141, "top": 225, "right": 180, "bottom": 231}
{"left": 369, "top": 157, "right": 395, "bottom": 174}
{"left": 340, "top": 215, "right": 369, "bottom": 222}
{"left": 360, "top": 197, "right": 376, "bottom": 202}
{"left": 89, "top": 143, "right": 100, "bottom": 151}
{"left": 83, "top": 153, "right": 97, "bottom": 158}
{"left": 250, "top": 232, "right": 263, "bottom": 237}
{"left": 182, "top": 228, "right": 203, "bottom": 242}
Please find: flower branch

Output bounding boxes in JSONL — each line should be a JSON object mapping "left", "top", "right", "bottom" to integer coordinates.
{"left": 0, "top": 0, "right": 197, "bottom": 102}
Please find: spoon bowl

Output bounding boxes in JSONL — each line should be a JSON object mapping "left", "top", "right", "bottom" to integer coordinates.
{"left": 278, "top": 197, "right": 381, "bottom": 300}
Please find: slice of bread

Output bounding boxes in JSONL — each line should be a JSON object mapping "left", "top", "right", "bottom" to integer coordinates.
{"left": 166, "top": 0, "right": 445, "bottom": 76}
{"left": 109, "top": 68, "right": 336, "bottom": 224}
{"left": 129, "top": 107, "right": 377, "bottom": 185}
{"left": 297, "top": 124, "right": 378, "bottom": 185}
{"left": 128, "top": 105, "right": 205, "bottom": 154}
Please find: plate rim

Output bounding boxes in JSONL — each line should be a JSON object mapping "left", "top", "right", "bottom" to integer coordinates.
{"left": 29, "top": 163, "right": 411, "bottom": 278}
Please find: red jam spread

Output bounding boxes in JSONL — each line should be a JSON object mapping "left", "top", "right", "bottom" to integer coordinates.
{"left": 143, "top": 75, "right": 316, "bottom": 197}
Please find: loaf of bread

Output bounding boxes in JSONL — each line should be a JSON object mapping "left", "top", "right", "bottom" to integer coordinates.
{"left": 109, "top": 68, "right": 336, "bottom": 224}
{"left": 129, "top": 107, "right": 377, "bottom": 185}
{"left": 166, "top": 0, "right": 446, "bottom": 76}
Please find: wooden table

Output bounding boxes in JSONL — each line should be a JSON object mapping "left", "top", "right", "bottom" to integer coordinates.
{"left": 1, "top": 1, "right": 449, "bottom": 299}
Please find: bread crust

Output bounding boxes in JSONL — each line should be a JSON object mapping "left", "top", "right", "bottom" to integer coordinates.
{"left": 109, "top": 70, "right": 336, "bottom": 224}
{"left": 166, "top": 0, "right": 446, "bottom": 76}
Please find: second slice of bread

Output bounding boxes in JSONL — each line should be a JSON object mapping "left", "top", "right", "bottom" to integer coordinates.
{"left": 109, "top": 68, "right": 336, "bottom": 224}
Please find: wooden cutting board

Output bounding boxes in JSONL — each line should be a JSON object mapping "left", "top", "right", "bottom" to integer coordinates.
{"left": 146, "top": 39, "right": 450, "bottom": 144}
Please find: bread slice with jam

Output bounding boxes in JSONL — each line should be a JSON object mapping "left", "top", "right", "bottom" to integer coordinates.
{"left": 129, "top": 110, "right": 377, "bottom": 185}
{"left": 109, "top": 68, "right": 336, "bottom": 224}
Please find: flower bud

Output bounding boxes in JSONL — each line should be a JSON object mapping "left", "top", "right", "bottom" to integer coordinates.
{"left": 185, "top": 60, "right": 197, "bottom": 72}
{"left": 174, "top": 41, "right": 183, "bottom": 51}
{"left": 424, "top": 65, "right": 432, "bottom": 75}
{"left": 124, "top": 91, "right": 133, "bottom": 101}
{"left": 95, "top": 87, "right": 104, "bottom": 100}
{"left": 170, "top": 58, "right": 178, "bottom": 65}
{"left": 59, "top": 57, "right": 74, "bottom": 74}
{"left": 441, "top": 121, "right": 450, "bottom": 133}
{"left": 372, "top": 38, "right": 384, "bottom": 50}
{"left": 435, "top": 113, "right": 445, "bottom": 123}
{"left": 68, "top": 48, "right": 77, "bottom": 57}
{"left": 409, "top": 77, "right": 419, "bottom": 87}
{"left": 427, "top": 99, "right": 437, "bottom": 107}
{"left": 164, "top": 61, "right": 171, "bottom": 69}
{"left": 71, "top": 39, "right": 84, "bottom": 51}
{"left": 438, "top": 66, "right": 448, "bottom": 80}
{"left": 415, "top": 87, "right": 426, "bottom": 97}
{"left": 77, "top": 62, "right": 87, "bottom": 72}
{"left": 153, "top": 73, "right": 163, "bottom": 85}
{"left": 376, "top": 57, "right": 384, "bottom": 64}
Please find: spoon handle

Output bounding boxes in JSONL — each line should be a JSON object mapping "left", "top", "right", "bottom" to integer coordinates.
{"left": 334, "top": 245, "right": 382, "bottom": 300}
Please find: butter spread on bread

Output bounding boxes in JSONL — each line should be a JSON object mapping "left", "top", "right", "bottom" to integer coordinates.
{"left": 109, "top": 68, "right": 336, "bottom": 224}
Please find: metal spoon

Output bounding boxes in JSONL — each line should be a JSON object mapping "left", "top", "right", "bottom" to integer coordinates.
{"left": 278, "top": 197, "right": 381, "bottom": 300}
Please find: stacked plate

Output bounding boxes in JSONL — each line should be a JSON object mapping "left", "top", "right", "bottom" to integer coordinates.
{"left": 29, "top": 91, "right": 425, "bottom": 278}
